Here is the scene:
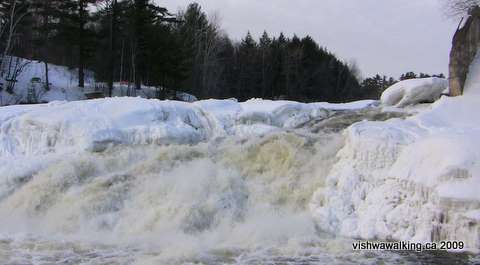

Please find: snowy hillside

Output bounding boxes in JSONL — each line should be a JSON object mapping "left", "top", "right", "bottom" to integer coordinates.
{"left": 0, "top": 57, "right": 197, "bottom": 107}
{"left": 0, "top": 57, "right": 93, "bottom": 106}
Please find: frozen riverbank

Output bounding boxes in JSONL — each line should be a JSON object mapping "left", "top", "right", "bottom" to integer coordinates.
{"left": 312, "top": 75, "right": 480, "bottom": 252}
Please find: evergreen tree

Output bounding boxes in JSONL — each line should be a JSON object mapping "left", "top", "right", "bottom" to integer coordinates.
{"left": 30, "top": 0, "right": 62, "bottom": 90}
{"left": 259, "top": 31, "right": 272, "bottom": 98}
{"left": 5, "top": 2, "right": 370, "bottom": 103}
{"left": 400, "top": 71, "right": 417, "bottom": 80}
{"left": 236, "top": 32, "right": 258, "bottom": 100}
{"left": 176, "top": 3, "right": 217, "bottom": 97}
{"left": 60, "top": 0, "right": 96, "bottom": 88}
{"left": 131, "top": 0, "right": 174, "bottom": 90}
{"left": 361, "top": 74, "right": 398, "bottom": 99}
{"left": 271, "top": 32, "right": 287, "bottom": 98}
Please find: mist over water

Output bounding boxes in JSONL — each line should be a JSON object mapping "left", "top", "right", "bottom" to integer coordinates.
{"left": 0, "top": 109, "right": 475, "bottom": 264}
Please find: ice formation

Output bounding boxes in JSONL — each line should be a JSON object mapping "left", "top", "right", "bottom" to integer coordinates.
{"left": 0, "top": 97, "right": 377, "bottom": 157}
{"left": 311, "top": 59, "right": 480, "bottom": 251}
{"left": 380, "top": 77, "right": 448, "bottom": 107}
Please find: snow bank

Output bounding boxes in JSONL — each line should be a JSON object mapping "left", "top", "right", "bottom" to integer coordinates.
{"left": 0, "top": 98, "right": 208, "bottom": 156}
{"left": 380, "top": 77, "right": 448, "bottom": 107}
{"left": 311, "top": 59, "right": 480, "bottom": 250}
{"left": 0, "top": 97, "right": 377, "bottom": 157}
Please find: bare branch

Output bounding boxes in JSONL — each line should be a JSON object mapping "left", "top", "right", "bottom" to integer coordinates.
{"left": 443, "top": 0, "right": 480, "bottom": 17}
{"left": 0, "top": 0, "right": 29, "bottom": 77}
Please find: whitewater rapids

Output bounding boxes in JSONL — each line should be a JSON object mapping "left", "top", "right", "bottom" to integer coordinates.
{"left": 0, "top": 96, "right": 478, "bottom": 264}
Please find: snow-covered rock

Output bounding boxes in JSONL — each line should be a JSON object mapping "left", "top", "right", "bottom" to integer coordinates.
{"left": 380, "top": 77, "right": 448, "bottom": 107}
{"left": 0, "top": 97, "right": 377, "bottom": 157}
{"left": 176, "top": 91, "right": 198, "bottom": 102}
{"left": 311, "top": 58, "right": 480, "bottom": 250}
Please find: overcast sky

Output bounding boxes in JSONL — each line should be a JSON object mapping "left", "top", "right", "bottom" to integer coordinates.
{"left": 159, "top": 0, "right": 458, "bottom": 78}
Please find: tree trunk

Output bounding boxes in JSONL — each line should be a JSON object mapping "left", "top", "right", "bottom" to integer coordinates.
{"left": 134, "top": 0, "right": 147, "bottom": 91}
{"left": 78, "top": 0, "right": 85, "bottom": 88}
{"left": 108, "top": 0, "right": 117, "bottom": 97}
{"left": 119, "top": 39, "right": 124, "bottom": 82}
{"left": 262, "top": 49, "right": 266, "bottom": 98}
{"left": 43, "top": 2, "right": 50, "bottom": 90}
{"left": 44, "top": 61, "right": 50, "bottom": 91}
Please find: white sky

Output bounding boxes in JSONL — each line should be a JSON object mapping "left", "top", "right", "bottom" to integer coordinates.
{"left": 159, "top": 0, "right": 459, "bottom": 78}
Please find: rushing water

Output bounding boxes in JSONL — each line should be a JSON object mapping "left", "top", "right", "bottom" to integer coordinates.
{"left": 0, "top": 108, "right": 477, "bottom": 265}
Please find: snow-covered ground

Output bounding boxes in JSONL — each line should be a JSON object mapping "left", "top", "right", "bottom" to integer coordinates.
{"left": 0, "top": 57, "right": 93, "bottom": 106}
{"left": 0, "top": 57, "right": 197, "bottom": 106}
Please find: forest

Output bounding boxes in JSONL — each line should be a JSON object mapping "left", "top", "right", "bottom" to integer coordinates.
{"left": 0, "top": 0, "right": 444, "bottom": 103}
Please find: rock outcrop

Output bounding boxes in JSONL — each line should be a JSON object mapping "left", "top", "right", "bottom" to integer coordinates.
{"left": 449, "top": 7, "right": 480, "bottom": 96}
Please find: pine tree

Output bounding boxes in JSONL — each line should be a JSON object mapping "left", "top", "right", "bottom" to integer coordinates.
{"left": 55, "top": 0, "right": 96, "bottom": 88}
{"left": 270, "top": 33, "right": 287, "bottom": 98}
{"left": 259, "top": 31, "right": 272, "bottom": 98}
{"left": 108, "top": 0, "right": 117, "bottom": 96}
{"left": 77, "top": 0, "right": 97, "bottom": 88}
{"left": 30, "top": 0, "right": 63, "bottom": 90}
{"left": 237, "top": 32, "right": 257, "bottom": 100}
{"left": 131, "top": 0, "right": 173, "bottom": 90}
{"left": 400, "top": 71, "right": 417, "bottom": 80}
{"left": 91, "top": 0, "right": 118, "bottom": 96}
{"left": 2, "top": 1, "right": 371, "bottom": 102}
{"left": 176, "top": 3, "right": 213, "bottom": 97}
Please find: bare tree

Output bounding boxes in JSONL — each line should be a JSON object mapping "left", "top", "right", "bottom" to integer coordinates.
{"left": 0, "top": 1, "right": 30, "bottom": 101}
{"left": 4, "top": 56, "right": 29, "bottom": 93}
{"left": 0, "top": 0, "right": 29, "bottom": 77}
{"left": 347, "top": 59, "right": 363, "bottom": 82}
{"left": 443, "top": 0, "right": 480, "bottom": 17}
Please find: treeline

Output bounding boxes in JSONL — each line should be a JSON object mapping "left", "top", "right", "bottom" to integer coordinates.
{"left": 1, "top": 0, "right": 442, "bottom": 103}
{"left": 175, "top": 3, "right": 364, "bottom": 102}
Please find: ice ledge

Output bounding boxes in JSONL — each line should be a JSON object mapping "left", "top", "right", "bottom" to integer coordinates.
{"left": 311, "top": 92, "right": 480, "bottom": 250}
{"left": 0, "top": 97, "right": 377, "bottom": 157}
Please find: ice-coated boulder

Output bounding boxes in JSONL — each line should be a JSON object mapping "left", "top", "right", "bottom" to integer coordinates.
{"left": 380, "top": 77, "right": 448, "bottom": 107}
